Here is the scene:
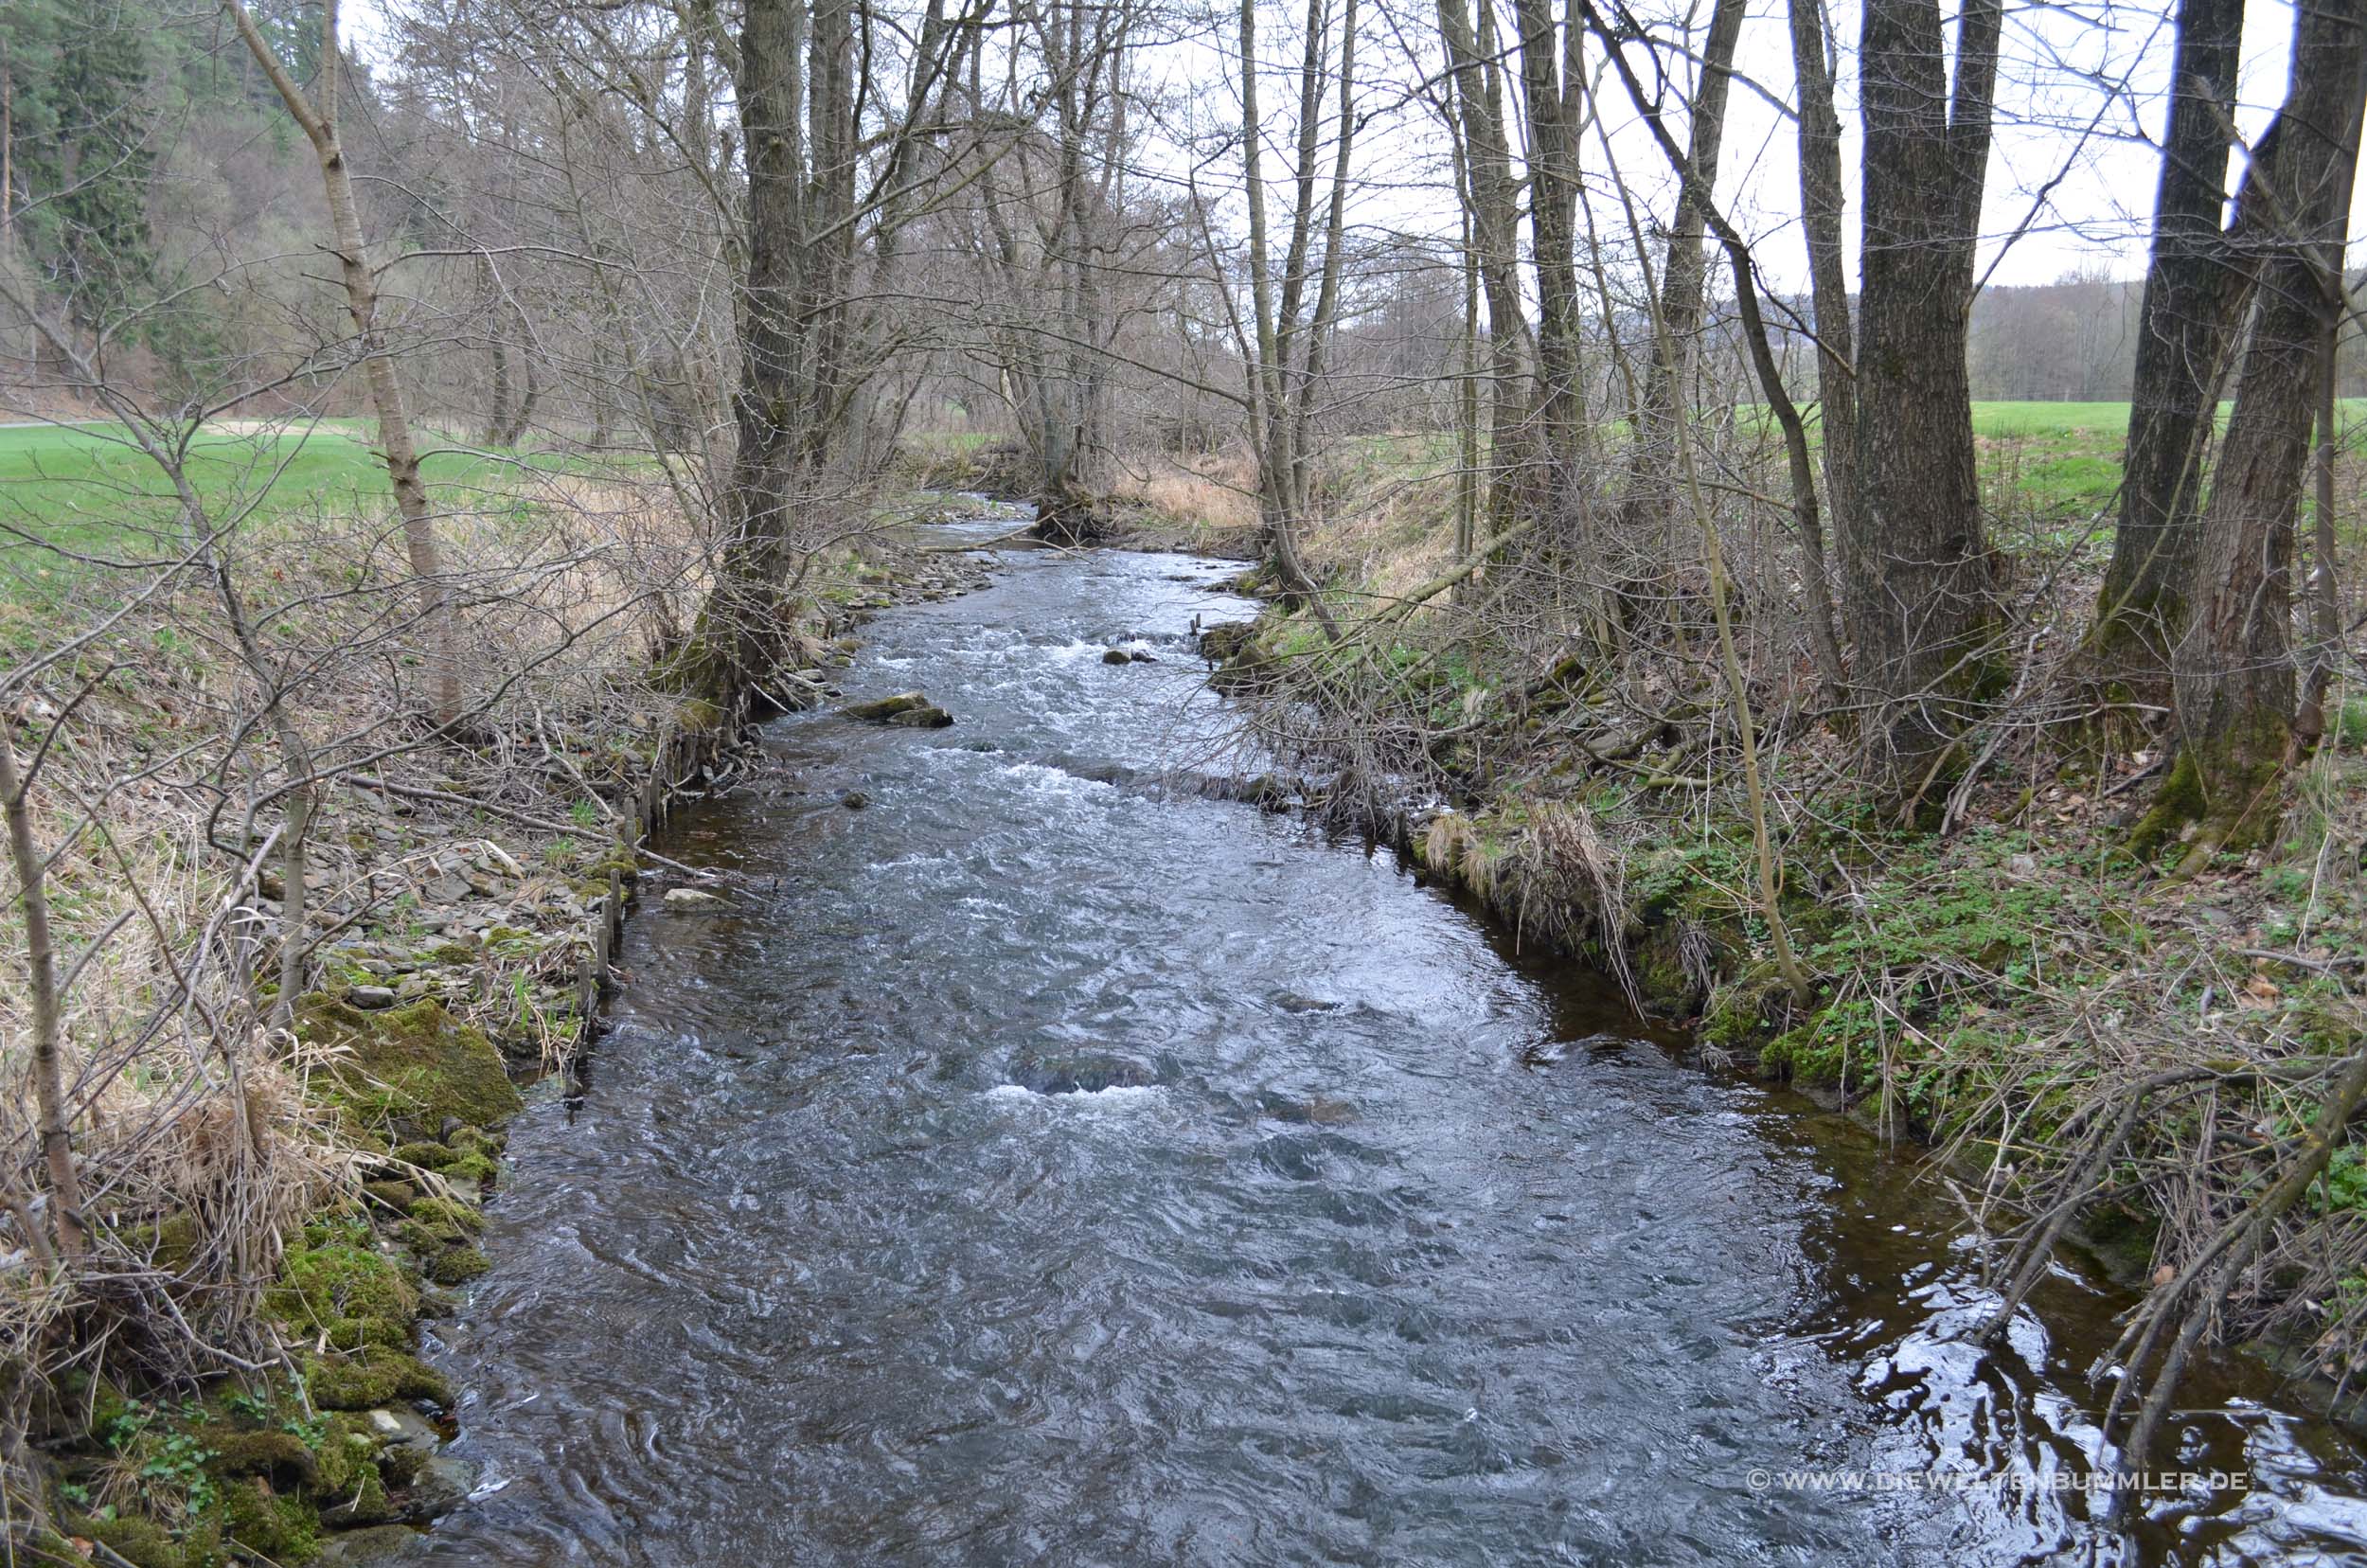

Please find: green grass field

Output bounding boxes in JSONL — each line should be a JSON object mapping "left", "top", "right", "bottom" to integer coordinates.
{"left": 0, "top": 420, "right": 627, "bottom": 619}
{"left": 1324, "top": 401, "right": 2367, "bottom": 533}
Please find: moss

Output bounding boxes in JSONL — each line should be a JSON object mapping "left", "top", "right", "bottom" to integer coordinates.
{"left": 295, "top": 996, "right": 523, "bottom": 1138}
{"left": 26, "top": 1528, "right": 82, "bottom": 1565}
{"left": 313, "top": 1417, "right": 379, "bottom": 1494}
{"left": 319, "top": 1458, "right": 393, "bottom": 1527}
{"left": 439, "top": 1152, "right": 500, "bottom": 1185}
{"left": 376, "top": 1443, "right": 429, "bottom": 1488}
{"left": 584, "top": 845, "right": 640, "bottom": 882}
{"left": 1700, "top": 976, "right": 1782, "bottom": 1051}
{"left": 396, "top": 1218, "right": 461, "bottom": 1254}
{"left": 220, "top": 1477, "right": 321, "bottom": 1561}
{"left": 207, "top": 1429, "right": 318, "bottom": 1488}
{"left": 325, "top": 1314, "right": 410, "bottom": 1352}
{"left": 152, "top": 1210, "right": 203, "bottom": 1272}
{"left": 363, "top": 1179, "right": 419, "bottom": 1210}
{"left": 304, "top": 1347, "right": 452, "bottom": 1412}
{"left": 2127, "top": 748, "right": 2206, "bottom": 860}
{"left": 67, "top": 1514, "right": 184, "bottom": 1568}
{"left": 1760, "top": 1013, "right": 1851, "bottom": 1088}
{"left": 268, "top": 1242, "right": 418, "bottom": 1342}
{"left": 390, "top": 1141, "right": 458, "bottom": 1171}
{"left": 406, "top": 1194, "right": 485, "bottom": 1236}
{"left": 425, "top": 1245, "right": 490, "bottom": 1287}
{"left": 430, "top": 942, "right": 479, "bottom": 965}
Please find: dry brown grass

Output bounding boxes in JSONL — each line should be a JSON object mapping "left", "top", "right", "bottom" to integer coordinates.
{"left": 0, "top": 457, "right": 712, "bottom": 1446}
{"left": 1103, "top": 450, "right": 1259, "bottom": 548}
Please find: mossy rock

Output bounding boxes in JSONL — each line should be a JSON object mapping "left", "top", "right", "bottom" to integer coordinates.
{"left": 296, "top": 997, "right": 522, "bottom": 1138}
{"left": 440, "top": 1152, "right": 500, "bottom": 1185}
{"left": 208, "top": 1429, "right": 319, "bottom": 1488}
{"left": 67, "top": 1514, "right": 184, "bottom": 1568}
{"left": 840, "top": 690, "right": 935, "bottom": 723}
{"left": 446, "top": 1126, "right": 502, "bottom": 1157}
{"left": 389, "top": 1141, "right": 458, "bottom": 1172}
{"left": 363, "top": 1180, "right": 419, "bottom": 1211}
{"left": 424, "top": 1246, "right": 490, "bottom": 1287}
{"left": 376, "top": 1444, "right": 429, "bottom": 1488}
{"left": 1700, "top": 973, "right": 1787, "bottom": 1052}
{"left": 221, "top": 1476, "right": 322, "bottom": 1561}
{"left": 1200, "top": 621, "right": 1257, "bottom": 663}
{"left": 406, "top": 1195, "right": 484, "bottom": 1236}
{"left": 269, "top": 1242, "right": 418, "bottom": 1337}
{"left": 395, "top": 1218, "right": 463, "bottom": 1255}
{"left": 325, "top": 1314, "right": 411, "bottom": 1352}
{"left": 318, "top": 1458, "right": 394, "bottom": 1528}
{"left": 313, "top": 1417, "right": 379, "bottom": 1494}
{"left": 305, "top": 1347, "right": 452, "bottom": 1412}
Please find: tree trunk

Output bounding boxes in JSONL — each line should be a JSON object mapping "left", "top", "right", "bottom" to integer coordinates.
{"left": 2299, "top": 310, "right": 2344, "bottom": 741}
{"left": 500, "top": 329, "right": 540, "bottom": 448}
{"left": 1787, "top": 0, "right": 1858, "bottom": 570}
{"left": 1509, "top": 0, "right": 1593, "bottom": 535}
{"left": 0, "top": 726, "right": 89, "bottom": 1261}
{"left": 710, "top": 0, "right": 813, "bottom": 700}
{"left": 483, "top": 257, "right": 510, "bottom": 449}
{"left": 2155, "top": 0, "right": 2367, "bottom": 858}
{"left": 2091, "top": 0, "right": 2249, "bottom": 693}
{"left": 1436, "top": 0, "right": 1529, "bottom": 532}
{"left": 225, "top": 0, "right": 463, "bottom": 726}
{"left": 1616, "top": 0, "right": 1746, "bottom": 558}
{"left": 1237, "top": 0, "right": 1349, "bottom": 634}
{"left": 1845, "top": 0, "right": 2002, "bottom": 802}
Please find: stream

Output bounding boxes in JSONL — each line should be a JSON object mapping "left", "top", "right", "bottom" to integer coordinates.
{"left": 396, "top": 537, "right": 2367, "bottom": 1566}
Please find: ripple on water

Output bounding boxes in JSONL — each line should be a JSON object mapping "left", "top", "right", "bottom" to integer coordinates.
{"left": 400, "top": 543, "right": 2367, "bottom": 1568}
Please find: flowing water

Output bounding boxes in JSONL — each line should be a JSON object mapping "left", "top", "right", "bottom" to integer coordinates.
{"left": 396, "top": 538, "right": 2367, "bottom": 1567}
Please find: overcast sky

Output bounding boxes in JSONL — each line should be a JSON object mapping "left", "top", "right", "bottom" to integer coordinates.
{"left": 355, "top": 0, "right": 2358, "bottom": 294}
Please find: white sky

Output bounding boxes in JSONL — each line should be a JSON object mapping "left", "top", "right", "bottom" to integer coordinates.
{"left": 351, "top": 0, "right": 2359, "bottom": 294}
{"left": 1136, "top": 0, "right": 2358, "bottom": 294}
{"left": 1700, "top": 0, "right": 2334, "bottom": 291}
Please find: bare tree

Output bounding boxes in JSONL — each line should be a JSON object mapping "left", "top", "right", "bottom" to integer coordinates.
{"left": 223, "top": 0, "right": 464, "bottom": 725}
{"left": 1228, "top": 0, "right": 1361, "bottom": 631}
{"left": 2091, "top": 0, "right": 2248, "bottom": 694}
{"left": 2152, "top": 0, "right": 2367, "bottom": 858}
{"left": 1610, "top": 0, "right": 1745, "bottom": 567}
{"left": 1787, "top": 0, "right": 1857, "bottom": 575}
{"left": 1843, "top": 0, "right": 2002, "bottom": 801}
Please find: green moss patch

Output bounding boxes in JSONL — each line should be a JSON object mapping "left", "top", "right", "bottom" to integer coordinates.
{"left": 304, "top": 1347, "right": 453, "bottom": 1412}
{"left": 296, "top": 996, "right": 523, "bottom": 1138}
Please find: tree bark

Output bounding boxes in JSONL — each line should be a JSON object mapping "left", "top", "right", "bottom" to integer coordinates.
{"left": 1787, "top": 0, "right": 1857, "bottom": 569}
{"left": 1845, "top": 0, "right": 2002, "bottom": 800}
{"left": 1616, "top": 0, "right": 1746, "bottom": 559}
{"left": 2299, "top": 308, "right": 2344, "bottom": 740}
{"left": 711, "top": 0, "right": 816, "bottom": 700}
{"left": 1436, "top": 0, "right": 1530, "bottom": 532}
{"left": 0, "top": 725, "right": 89, "bottom": 1260}
{"left": 1237, "top": 0, "right": 1350, "bottom": 634}
{"left": 2091, "top": 0, "right": 2249, "bottom": 694}
{"left": 2156, "top": 0, "right": 2367, "bottom": 857}
{"left": 1509, "top": 0, "right": 1594, "bottom": 535}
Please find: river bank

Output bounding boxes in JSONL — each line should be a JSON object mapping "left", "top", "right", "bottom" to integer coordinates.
{"left": 12, "top": 519, "right": 997, "bottom": 1568}
{"left": 344, "top": 537, "right": 2367, "bottom": 1566}
{"left": 25, "top": 491, "right": 2362, "bottom": 1565}
{"left": 1186, "top": 525, "right": 2367, "bottom": 1449}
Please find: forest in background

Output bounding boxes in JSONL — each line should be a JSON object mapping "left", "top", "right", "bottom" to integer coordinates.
{"left": 2, "top": 0, "right": 2366, "bottom": 1558}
